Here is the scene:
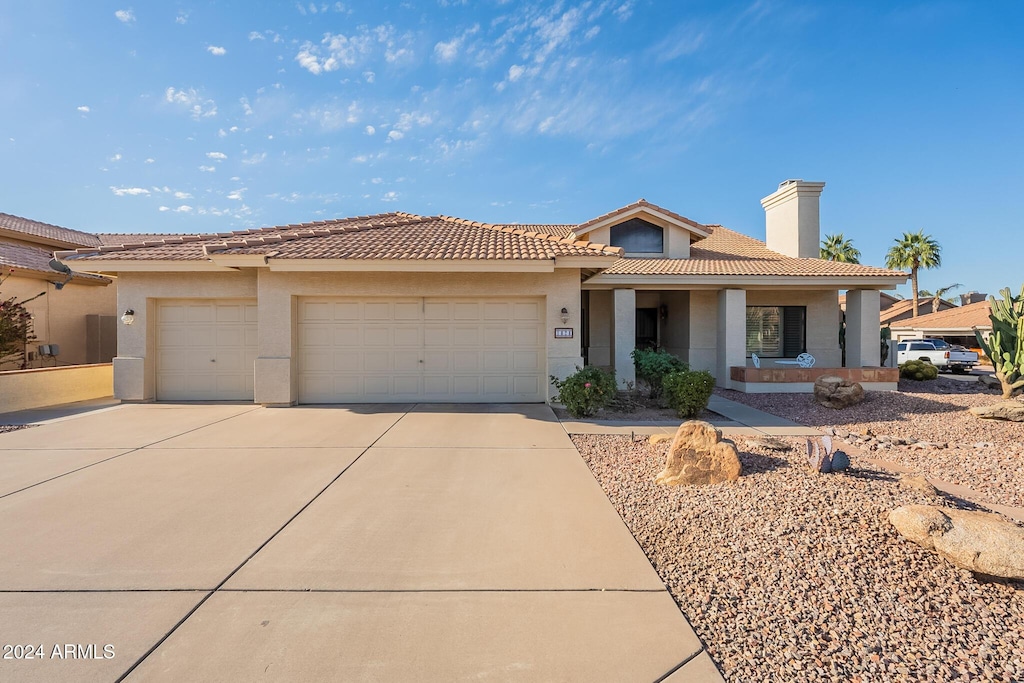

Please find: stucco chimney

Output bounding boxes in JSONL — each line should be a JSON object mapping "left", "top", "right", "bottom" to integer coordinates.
{"left": 760, "top": 179, "right": 826, "bottom": 258}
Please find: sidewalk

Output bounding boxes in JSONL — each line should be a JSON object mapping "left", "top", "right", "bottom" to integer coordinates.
{"left": 559, "top": 394, "right": 823, "bottom": 437}
{"left": 0, "top": 397, "right": 122, "bottom": 426}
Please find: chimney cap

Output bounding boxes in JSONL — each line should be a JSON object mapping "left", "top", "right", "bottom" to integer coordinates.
{"left": 779, "top": 179, "right": 804, "bottom": 189}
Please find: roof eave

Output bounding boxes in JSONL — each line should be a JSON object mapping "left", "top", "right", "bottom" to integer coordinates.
{"left": 583, "top": 274, "right": 909, "bottom": 289}
{"left": 265, "top": 258, "right": 557, "bottom": 273}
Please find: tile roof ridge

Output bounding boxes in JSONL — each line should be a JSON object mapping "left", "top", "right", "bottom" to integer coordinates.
{"left": 0, "top": 211, "right": 102, "bottom": 245}
{"left": 203, "top": 214, "right": 435, "bottom": 255}
{"left": 435, "top": 216, "right": 623, "bottom": 257}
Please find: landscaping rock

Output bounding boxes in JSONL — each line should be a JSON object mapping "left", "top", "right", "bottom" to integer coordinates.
{"left": 649, "top": 433, "right": 673, "bottom": 445}
{"left": 898, "top": 474, "right": 938, "bottom": 496}
{"left": 743, "top": 435, "right": 792, "bottom": 452}
{"left": 656, "top": 420, "right": 741, "bottom": 486}
{"left": 889, "top": 505, "right": 1024, "bottom": 579}
{"left": 969, "top": 400, "right": 1024, "bottom": 422}
{"left": 813, "top": 376, "right": 865, "bottom": 409}
{"left": 977, "top": 374, "right": 1001, "bottom": 390}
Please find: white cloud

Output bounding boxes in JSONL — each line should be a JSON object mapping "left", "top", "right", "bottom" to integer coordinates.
{"left": 381, "top": 191, "right": 398, "bottom": 202}
{"left": 508, "top": 64, "right": 526, "bottom": 82}
{"left": 165, "top": 87, "right": 217, "bottom": 120}
{"left": 434, "top": 37, "right": 461, "bottom": 63}
{"left": 144, "top": 158, "right": 155, "bottom": 164}
{"left": 77, "top": 105, "right": 90, "bottom": 113}
{"left": 207, "top": 45, "right": 227, "bottom": 56}
{"left": 248, "top": 31, "right": 265, "bottom": 41}
{"left": 240, "top": 97, "right": 253, "bottom": 116}
{"left": 226, "top": 188, "right": 246, "bottom": 201}
{"left": 364, "top": 125, "right": 375, "bottom": 135}
{"left": 114, "top": 9, "right": 135, "bottom": 23}
{"left": 110, "top": 186, "right": 149, "bottom": 196}
{"left": 158, "top": 205, "right": 170, "bottom": 212}
{"left": 241, "top": 152, "right": 266, "bottom": 165}
{"left": 173, "top": 205, "right": 193, "bottom": 213}
{"left": 198, "top": 165, "right": 216, "bottom": 172}
{"left": 109, "top": 153, "right": 122, "bottom": 162}
{"left": 294, "top": 25, "right": 408, "bottom": 74}
{"left": 371, "top": 177, "right": 383, "bottom": 184}
{"left": 174, "top": 191, "right": 192, "bottom": 199}
{"left": 175, "top": 11, "right": 189, "bottom": 24}
{"left": 206, "top": 151, "right": 227, "bottom": 160}
{"left": 363, "top": 70, "right": 375, "bottom": 83}
{"left": 387, "top": 130, "right": 404, "bottom": 142}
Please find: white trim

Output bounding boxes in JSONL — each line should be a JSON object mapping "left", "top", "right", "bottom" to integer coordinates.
{"left": 575, "top": 205, "right": 710, "bottom": 240}
{"left": 206, "top": 253, "right": 268, "bottom": 268}
{"left": 266, "top": 258, "right": 557, "bottom": 273}
{"left": 584, "top": 275, "right": 907, "bottom": 289}
{"left": 58, "top": 259, "right": 238, "bottom": 273}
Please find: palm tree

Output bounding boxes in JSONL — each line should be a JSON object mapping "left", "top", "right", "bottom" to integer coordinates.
{"left": 885, "top": 231, "right": 942, "bottom": 317}
{"left": 925, "top": 283, "right": 963, "bottom": 315}
{"left": 820, "top": 233, "right": 861, "bottom": 263}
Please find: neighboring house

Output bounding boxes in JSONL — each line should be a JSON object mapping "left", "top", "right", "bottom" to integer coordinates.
{"left": 0, "top": 213, "right": 118, "bottom": 369}
{"left": 888, "top": 300, "right": 993, "bottom": 348}
{"left": 879, "top": 297, "right": 958, "bottom": 325}
{"left": 57, "top": 180, "right": 908, "bottom": 405}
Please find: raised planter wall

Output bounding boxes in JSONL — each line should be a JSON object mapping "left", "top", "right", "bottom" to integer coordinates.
{"left": 729, "top": 366, "right": 899, "bottom": 394}
{"left": 0, "top": 364, "right": 113, "bottom": 414}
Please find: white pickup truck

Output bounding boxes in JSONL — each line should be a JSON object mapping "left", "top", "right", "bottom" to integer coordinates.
{"left": 897, "top": 338, "right": 979, "bottom": 374}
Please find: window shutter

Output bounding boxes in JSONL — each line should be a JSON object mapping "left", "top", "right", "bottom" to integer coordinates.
{"left": 783, "top": 307, "right": 806, "bottom": 356}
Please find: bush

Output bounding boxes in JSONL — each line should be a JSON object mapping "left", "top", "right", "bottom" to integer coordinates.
{"left": 899, "top": 359, "right": 938, "bottom": 381}
{"left": 550, "top": 366, "right": 617, "bottom": 418}
{"left": 663, "top": 369, "right": 715, "bottom": 418}
{"left": 631, "top": 348, "right": 688, "bottom": 398}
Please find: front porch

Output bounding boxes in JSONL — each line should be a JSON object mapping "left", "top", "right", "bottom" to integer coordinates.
{"left": 581, "top": 286, "right": 890, "bottom": 393}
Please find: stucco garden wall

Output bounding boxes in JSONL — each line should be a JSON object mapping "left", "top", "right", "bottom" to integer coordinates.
{"left": 0, "top": 363, "right": 112, "bottom": 413}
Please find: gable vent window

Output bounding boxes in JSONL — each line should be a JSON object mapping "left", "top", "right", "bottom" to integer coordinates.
{"left": 610, "top": 218, "right": 664, "bottom": 254}
{"left": 746, "top": 306, "right": 806, "bottom": 358}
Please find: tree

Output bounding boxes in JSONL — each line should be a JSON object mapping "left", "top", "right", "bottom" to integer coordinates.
{"left": 926, "top": 283, "right": 963, "bottom": 315}
{"left": 885, "top": 231, "right": 942, "bottom": 318}
{"left": 820, "top": 233, "right": 861, "bottom": 263}
{"left": 0, "top": 269, "right": 44, "bottom": 369}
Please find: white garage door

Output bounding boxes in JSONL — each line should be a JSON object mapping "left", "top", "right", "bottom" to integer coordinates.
{"left": 298, "top": 297, "right": 546, "bottom": 403}
{"left": 156, "top": 300, "right": 258, "bottom": 401}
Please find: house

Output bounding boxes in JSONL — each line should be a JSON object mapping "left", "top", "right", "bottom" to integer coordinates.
{"left": 888, "top": 299, "right": 993, "bottom": 349}
{"left": 56, "top": 180, "right": 908, "bottom": 404}
{"left": 0, "top": 213, "right": 118, "bottom": 369}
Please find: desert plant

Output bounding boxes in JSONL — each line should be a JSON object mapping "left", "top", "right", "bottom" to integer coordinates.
{"left": 550, "top": 366, "right": 617, "bottom": 418}
{"left": 974, "top": 285, "right": 1024, "bottom": 399}
{"left": 631, "top": 348, "right": 688, "bottom": 398}
{"left": 880, "top": 326, "right": 891, "bottom": 366}
{"left": 899, "top": 359, "right": 938, "bottom": 381}
{"left": 820, "top": 233, "right": 861, "bottom": 263}
{"left": 663, "top": 368, "right": 715, "bottom": 418}
{"left": 0, "top": 269, "right": 44, "bottom": 369}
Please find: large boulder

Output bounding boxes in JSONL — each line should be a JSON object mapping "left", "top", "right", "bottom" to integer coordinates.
{"left": 656, "top": 420, "right": 741, "bottom": 486}
{"left": 977, "top": 374, "right": 1002, "bottom": 390}
{"left": 813, "top": 375, "right": 865, "bottom": 409}
{"left": 969, "top": 400, "right": 1024, "bottom": 422}
{"left": 889, "top": 505, "right": 1024, "bottom": 579}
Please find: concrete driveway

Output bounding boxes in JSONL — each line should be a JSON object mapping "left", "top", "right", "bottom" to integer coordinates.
{"left": 0, "top": 403, "right": 719, "bottom": 682}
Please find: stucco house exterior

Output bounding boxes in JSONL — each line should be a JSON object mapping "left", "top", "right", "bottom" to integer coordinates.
{"left": 0, "top": 213, "right": 118, "bottom": 369}
{"left": 57, "top": 180, "right": 907, "bottom": 405}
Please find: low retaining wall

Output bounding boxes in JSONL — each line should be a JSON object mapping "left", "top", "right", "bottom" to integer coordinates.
{"left": 0, "top": 363, "right": 113, "bottom": 414}
{"left": 729, "top": 366, "right": 899, "bottom": 394}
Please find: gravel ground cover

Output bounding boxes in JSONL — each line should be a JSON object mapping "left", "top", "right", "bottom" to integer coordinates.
{"left": 573, "top": 433, "right": 1024, "bottom": 681}
{"left": 0, "top": 424, "right": 34, "bottom": 434}
{"left": 714, "top": 378, "right": 1024, "bottom": 508}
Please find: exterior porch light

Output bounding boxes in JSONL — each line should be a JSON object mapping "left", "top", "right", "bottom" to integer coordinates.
{"left": 121, "top": 309, "right": 136, "bottom": 326}
{"left": 560, "top": 307, "right": 570, "bottom": 324}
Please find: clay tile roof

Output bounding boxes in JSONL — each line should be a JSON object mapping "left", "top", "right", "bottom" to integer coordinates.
{"left": 204, "top": 215, "right": 621, "bottom": 260}
{"left": 889, "top": 300, "right": 993, "bottom": 330}
{"left": 96, "top": 233, "right": 202, "bottom": 246}
{"left": 599, "top": 225, "right": 906, "bottom": 277}
{"left": 0, "top": 212, "right": 102, "bottom": 248}
{"left": 0, "top": 242, "right": 110, "bottom": 283}
{"left": 878, "top": 297, "right": 957, "bottom": 324}
{"left": 501, "top": 224, "right": 577, "bottom": 239}
{"left": 575, "top": 199, "right": 709, "bottom": 236}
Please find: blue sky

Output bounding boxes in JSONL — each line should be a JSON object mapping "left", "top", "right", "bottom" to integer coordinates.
{"left": 1, "top": 1, "right": 1021, "bottom": 299}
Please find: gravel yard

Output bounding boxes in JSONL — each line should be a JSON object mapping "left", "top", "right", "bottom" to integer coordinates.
{"left": 715, "top": 377, "right": 1024, "bottom": 508}
{"left": 574, "top": 433, "right": 1024, "bottom": 682}
{"left": 0, "top": 424, "right": 33, "bottom": 434}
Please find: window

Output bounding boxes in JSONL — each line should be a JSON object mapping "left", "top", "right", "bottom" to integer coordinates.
{"left": 610, "top": 218, "right": 664, "bottom": 254}
{"left": 746, "top": 306, "right": 806, "bottom": 358}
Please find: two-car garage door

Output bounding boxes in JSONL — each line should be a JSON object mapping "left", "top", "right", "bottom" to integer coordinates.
{"left": 297, "top": 297, "right": 546, "bottom": 403}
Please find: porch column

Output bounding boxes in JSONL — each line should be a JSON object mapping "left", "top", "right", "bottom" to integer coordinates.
{"left": 846, "top": 289, "right": 880, "bottom": 367}
{"left": 716, "top": 288, "right": 746, "bottom": 389}
{"left": 613, "top": 288, "right": 636, "bottom": 388}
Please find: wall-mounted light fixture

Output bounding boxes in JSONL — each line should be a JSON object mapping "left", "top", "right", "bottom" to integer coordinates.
{"left": 121, "top": 309, "right": 136, "bottom": 326}
{"left": 660, "top": 304, "right": 668, "bottom": 322}
{"left": 560, "top": 307, "right": 570, "bottom": 324}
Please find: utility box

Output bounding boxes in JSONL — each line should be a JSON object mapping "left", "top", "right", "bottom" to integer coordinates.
{"left": 86, "top": 314, "right": 117, "bottom": 363}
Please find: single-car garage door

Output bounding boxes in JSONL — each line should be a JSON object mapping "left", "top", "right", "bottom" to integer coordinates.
{"left": 156, "top": 299, "right": 258, "bottom": 401}
{"left": 298, "top": 297, "right": 546, "bottom": 403}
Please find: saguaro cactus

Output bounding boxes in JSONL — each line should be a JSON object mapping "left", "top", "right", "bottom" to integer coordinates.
{"left": 975, "top": 285, "right": 1024, "bottom": 399}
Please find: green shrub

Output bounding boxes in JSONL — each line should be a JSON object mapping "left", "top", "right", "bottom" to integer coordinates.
{"left": 550, "top": 366, "right": 618, "bottom": 418}
{"left": 631, "top": 348, "right": 688, "bottom": 398}
{"left": 663, "top": 369, "right": 715, "bottom": 418}
{"left": 899, "top": 359, "right": 938, "bottom": 381}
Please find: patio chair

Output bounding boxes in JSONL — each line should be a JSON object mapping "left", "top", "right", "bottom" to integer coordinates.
{"left": 751, "top": 353, "right": 760, "bottom": 368}
{"left": 776, "top": 352, "right": 816, "bottom": 368}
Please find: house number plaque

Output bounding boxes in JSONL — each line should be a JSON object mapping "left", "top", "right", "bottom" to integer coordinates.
{"left": 554, "top": 328, "right": 574, "bottom": 339}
